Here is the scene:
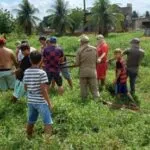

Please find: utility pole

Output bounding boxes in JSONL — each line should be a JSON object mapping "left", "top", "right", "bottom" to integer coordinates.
{"left": 83, "top": 0, "right": 87, "bottom": 31}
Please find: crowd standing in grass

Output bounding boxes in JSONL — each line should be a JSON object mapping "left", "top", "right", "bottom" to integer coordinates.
{"left": 0, "top": 34, "right": 145, "bottom": 137}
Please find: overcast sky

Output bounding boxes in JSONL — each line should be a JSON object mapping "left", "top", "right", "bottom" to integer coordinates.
{"left": 0, "top": 0, "right": 150, "bottom": 19}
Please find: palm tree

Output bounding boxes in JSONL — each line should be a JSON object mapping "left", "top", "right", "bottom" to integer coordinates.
{"left": 47, "top": 0, "right": 73, "bottom": 35}
{"left": 15, "top": 0, "right": 39, "bottom": 35}
{"left": 92, "top": 0, "right": 124, "bottom": 36}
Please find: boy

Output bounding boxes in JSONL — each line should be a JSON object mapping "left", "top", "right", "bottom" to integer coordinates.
{"left": 114, "top": 49, "right": 134, "bottom": 102}
{"left": 12, "top": 43, "right": 31, "bottom": 102}
{"left": 23, "top": 51, "right": 53, "bottom": 138}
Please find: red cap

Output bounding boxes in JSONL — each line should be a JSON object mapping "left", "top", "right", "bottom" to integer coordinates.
{"left": 0, "top": 37, "right": 6, "bottom": 45}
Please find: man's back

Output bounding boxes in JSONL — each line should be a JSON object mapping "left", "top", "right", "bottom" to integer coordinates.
{"left": 0, "top": 47, "right": 15, "bottom": 69}
{"left": 43, "top": 46, "right": 63, "bottom": 73}
{"left": 124, "top": 47, "right": 144, "bottom": 73}
{"left": 76, "top": 44, "right": 97, "bottom": 77}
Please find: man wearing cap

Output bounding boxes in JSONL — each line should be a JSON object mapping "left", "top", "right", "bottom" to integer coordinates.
{"left": 123, "top": 38, "right": 144, "bottom": 94}
{"left": 0, "top": 37, "right": 18, "bottom": 91}
{"left": 43, "top": 37, "right": 64, "bottom": 95}
{"left": 96, "top": 35, "right": 109, "bottom": 89}
{"left": 75, "top": 34, "right": 100, "bottom": 100}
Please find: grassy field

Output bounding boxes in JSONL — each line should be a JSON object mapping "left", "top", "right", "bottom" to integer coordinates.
{"left": 0, "top": 31, "right": 150, "bottom": 149}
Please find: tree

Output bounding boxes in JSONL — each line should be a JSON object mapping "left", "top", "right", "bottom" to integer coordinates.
{"left": 91, "top": 0, "right": 124, "bottom": 36}
{"left": 145, "top": 11, "right": 150, "bottom": 18}
{"left": 0, "top": 9, "right": 14, "bottom": 34}
{"left": 15, "top": 0, "right": 39, "bottom": 35}
{"left": 69, "top": 8, "right": 84, "bottom": 33}
{"left": 47, "top": 0, "right": 73, "bottom": 35}
{"left": 132, "top": 11, "right": 138, "bottom": 19}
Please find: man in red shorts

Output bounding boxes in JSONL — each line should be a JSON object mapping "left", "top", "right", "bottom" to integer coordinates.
{"left": 96, "top": 35, "right": 109, "bottom": 89}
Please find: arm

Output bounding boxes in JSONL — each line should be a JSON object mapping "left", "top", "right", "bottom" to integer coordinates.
{"left": 74, "top": 51, "right": 80, "bottom": 67}
{"left": 97, "top": 45, "right": 108, "bottom": 63}
{"left": 16, "top": 48, "right": 19, "bottom": 59}
{"left": 11, "top": 52, "right": 18, "bottom": 68}
{"left": 24, "top": 84, "right": 27, "bottom": 91}
{"left": 107, "top": 57, "right": 115, "bottom": 63}
{"left": 114, "top": 69, "right": 121, "bottom": 83}
{"left": 40, "top": 83, "right": 53, "bottom": 110}
{"left": 97, "top": 52, "right": 106, "bottom": 63}
{"left": 122, "top": 49, "right": 129, "bottom": 56}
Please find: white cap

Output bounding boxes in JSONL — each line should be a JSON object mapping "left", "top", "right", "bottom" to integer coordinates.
{"left": 79, "top": 34, "right": 89, "bottom": 42}
{"left": 96, "top": 34, "right": 104, "bottom": 40}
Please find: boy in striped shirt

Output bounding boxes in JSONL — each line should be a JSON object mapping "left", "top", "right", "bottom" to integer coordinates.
{"left": 114, "top": 49, "right": 134, "bottom": 102}
{"left": 23, "top": 51, "right": 53, "bottom": 138}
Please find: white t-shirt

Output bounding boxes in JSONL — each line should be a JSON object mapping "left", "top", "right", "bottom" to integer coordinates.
{"left": 17, "top": 47, "right": 36, "bottom": 62}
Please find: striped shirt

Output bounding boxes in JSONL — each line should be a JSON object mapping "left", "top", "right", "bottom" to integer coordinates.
{"left": 23, "top": 68, "right": 48, "bottom": 104}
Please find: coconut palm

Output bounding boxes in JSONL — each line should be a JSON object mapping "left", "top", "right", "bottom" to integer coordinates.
{"left": 15, "top": 0, "right": 39, "bottom": 35}
{"left": 47, "top": 0, "right": 73, "bottom": 35}
{"left": 92, "top": 0, "right": 124, "bottom": 36}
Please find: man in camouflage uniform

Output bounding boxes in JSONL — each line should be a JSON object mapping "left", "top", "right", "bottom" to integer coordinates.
{"left": 75, "top": 35, "right": 100, "bottom": 100}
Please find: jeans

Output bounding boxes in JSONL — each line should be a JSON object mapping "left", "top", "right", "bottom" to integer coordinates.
{"left": 127, "top": 70, "right": 137, "bottom": 94}
{"left": 28, "top": 103, "right": 53, "bottom": 125}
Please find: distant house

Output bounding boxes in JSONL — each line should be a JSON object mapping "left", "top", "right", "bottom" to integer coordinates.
{"left": 118, "top": 3, "right": 133, "bottom": 30}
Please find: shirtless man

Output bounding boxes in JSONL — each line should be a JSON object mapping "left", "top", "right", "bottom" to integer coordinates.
{"left": 0, "top": 37, "right": 18, "bottom": 91}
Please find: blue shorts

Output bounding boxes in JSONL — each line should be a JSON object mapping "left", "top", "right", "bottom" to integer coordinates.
{"left": 61, "top": 64, "right": 71, "bottom": 80}
{"left": 115, "top": 83, "right": 128, "bottom": 94}
{"left": 13, "top": 80, "right": 26, "bottom": 99}
{"left": 27, "top": 103, "right": 53, "bottom": 125}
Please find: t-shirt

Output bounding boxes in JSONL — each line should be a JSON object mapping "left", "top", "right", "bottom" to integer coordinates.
{"left": 43, "top": 46, "right": 64, "bottom": 73}
{"left": 23, "top": 68, "right": 48, "bottom": 104}
{"left": 97, "top": 42, "right": 109, "bottom": 63}
{"left": 17, "top": 56, "right": 31, "bottom": 81}
{"left": 18, "top": 50, "right": 24, "bottom": 62}
{"left": 116, "top": 59, "right": 127, "bottom": 84}
{"left": 123, "top": 47, "right": 144, "bottom": 73}
{"left": 76, "top": 44, "right": 97, "bottom": 78}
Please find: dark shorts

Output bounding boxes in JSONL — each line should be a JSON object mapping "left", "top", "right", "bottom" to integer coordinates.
{"left": 115, "top": 83, "right": 128, "bottom": 94}
{"left": 46, "top": 72, "right": 62, "bottom": 87}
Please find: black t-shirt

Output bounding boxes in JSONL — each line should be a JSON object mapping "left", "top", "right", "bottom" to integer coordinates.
{"left": 17, "top": 56, "right": 31, "bottom": 81}
{"left": 116, "top": 60, "right": 123, "bottom": 82}
{"left": 116, "top": 61, "right": 123, "bottom": 70}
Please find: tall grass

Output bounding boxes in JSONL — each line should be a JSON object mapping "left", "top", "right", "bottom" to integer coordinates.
{"left": 0, "top": 31, "right": 150, "bottom": 149}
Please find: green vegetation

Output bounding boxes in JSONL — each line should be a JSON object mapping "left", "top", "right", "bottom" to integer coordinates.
{"left": 47, "top": 0, "right": 73, "bottom": 35}
{"left": 0, "top": 9, "right": 14, "bottom": 34}
{"left": 14, "top": 0, "right": 39, "bottom": 35}
{"left": 0, "top": 31, "right": 150, "bottom": 149}
{"left": 91, "top": 0, "right": 124, "bottom": 36}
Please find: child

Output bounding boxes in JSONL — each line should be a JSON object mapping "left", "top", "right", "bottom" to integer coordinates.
{"left": 113, "top": 48, "right": 135, "bottom": 102}
{"left": 23, "top": 51, "right": 53, "bottom": 138}
{"left": 12, "top": 43, "right": 31, "bottom": 102}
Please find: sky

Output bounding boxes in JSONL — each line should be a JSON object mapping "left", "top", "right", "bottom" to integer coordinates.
{"left": 0, "top": 0, "right": 150, "bottom": 19}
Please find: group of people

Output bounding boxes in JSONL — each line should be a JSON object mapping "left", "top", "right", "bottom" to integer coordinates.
{"left": 76, "top": 35, "right": 144, "bottom": 101}
{"left": 0, "top": 34, "right": 144, "bottom": 137}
